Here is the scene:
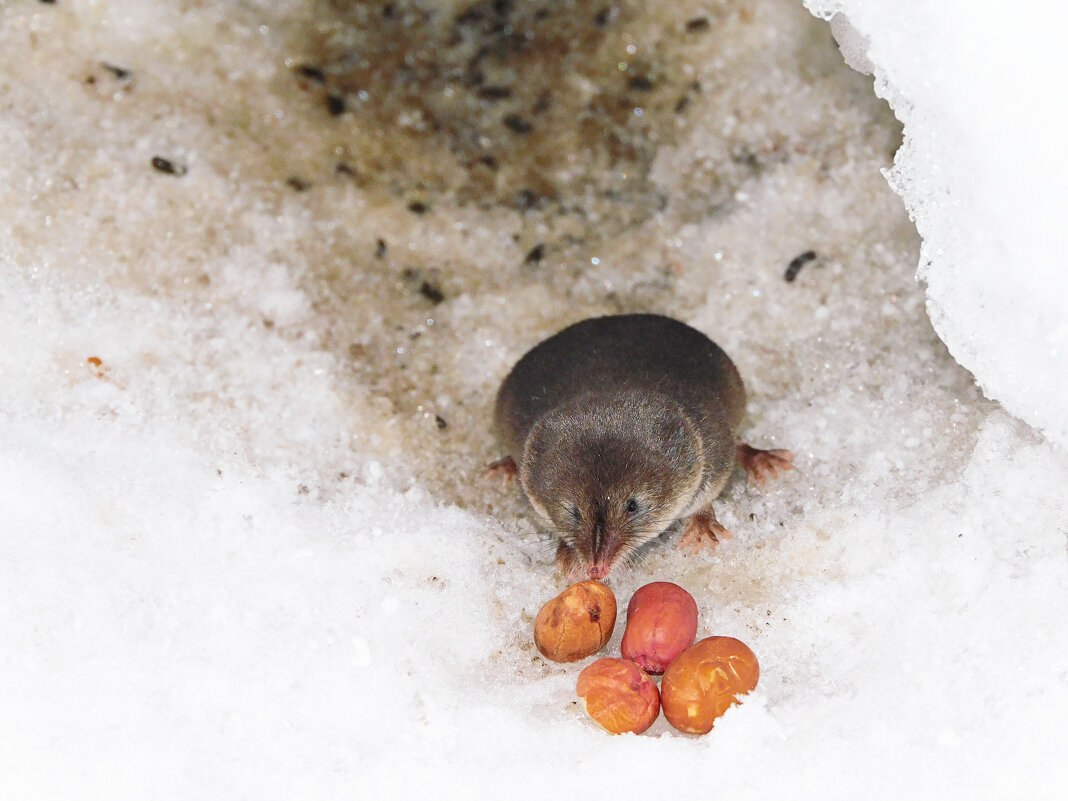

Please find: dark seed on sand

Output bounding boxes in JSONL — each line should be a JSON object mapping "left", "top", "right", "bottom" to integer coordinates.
{"left": 784, "top": 250, "right": 817, "bottom": 282}
{"left": 151, "top": 156, "right": 186, "bottom": 176}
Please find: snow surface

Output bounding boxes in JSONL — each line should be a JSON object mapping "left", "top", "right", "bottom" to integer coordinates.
{"left": 810, "top": 0, "right": 1068, "bottom": 449}
{"left": 1, "top": 1, "right": 1066, "bottom": 799}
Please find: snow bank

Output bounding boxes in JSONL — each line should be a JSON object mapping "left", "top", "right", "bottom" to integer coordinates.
{"left": 809, "top": 0, "right": 1068, "bottom": 448}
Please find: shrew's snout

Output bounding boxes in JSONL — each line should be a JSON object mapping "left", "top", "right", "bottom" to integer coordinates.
{"left": 584, "top": 521, "right": 623, "bottom": 579}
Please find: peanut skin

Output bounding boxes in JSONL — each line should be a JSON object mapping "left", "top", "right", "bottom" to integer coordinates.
{"left": 620, "top": 582, "right": 698, "bottom": 674}
{"left": 660, "top": 636, "right": 760, "bottom": 735}
{"left": 576, "top": 657, "right": 660, "bottom": 735}
{"left": 533, "top": 580, "right": 617, "bottom": 663}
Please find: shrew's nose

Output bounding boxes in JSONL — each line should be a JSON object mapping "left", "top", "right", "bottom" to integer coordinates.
{"left": 587, "top": 562, "right": 610, "bottom": 579}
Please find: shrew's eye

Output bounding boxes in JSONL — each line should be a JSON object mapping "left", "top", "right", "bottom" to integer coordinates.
{"left": 625, "top": 497, "right": 639, "bottom": 514}
{"left": 570, "top": 505, "right": 581, "bottom": 523}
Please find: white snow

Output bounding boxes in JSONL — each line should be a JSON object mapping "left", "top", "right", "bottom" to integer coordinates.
{"left": 810, "top": 0, "right": 1068, "bottom": 449}
{"left": 2, "top": 1, "right": 1066, "bottom": 799}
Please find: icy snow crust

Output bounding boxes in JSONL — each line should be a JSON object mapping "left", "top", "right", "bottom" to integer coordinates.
{"left": 809, "top": 0, "right": 1068, "bottom": 449}
{"left": 1, "top": 1, "right": 1066, "bottom": 798}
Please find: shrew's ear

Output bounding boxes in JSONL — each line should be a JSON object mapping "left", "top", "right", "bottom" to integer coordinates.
{"left": 522, "top": 416, "right": 555, "bottom": 473}
{"left": 520, "top": 414, "right": 569, "bottom": 500}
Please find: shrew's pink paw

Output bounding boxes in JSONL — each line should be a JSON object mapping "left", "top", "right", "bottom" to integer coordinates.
{"left": 484, "top": 455, "right": 518, "bottom": 488}
{"left": 736, "top": 443, "right": 794, "bottom": 485}
{"left": 678, "top": 510, "right": 733, "bottom": 553}
{"left": 555, "top": 540, "right": 584, "bottom": 580}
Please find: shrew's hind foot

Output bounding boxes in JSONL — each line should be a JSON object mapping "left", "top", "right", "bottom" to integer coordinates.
{"left": 736, "top": 443, "right": 794, "bottom": 485}
{"left": 484, "top": 455, "right": 518, "bottom": 488}
{"left": 678, "top": 508, "right": 733, "bottom": 553}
